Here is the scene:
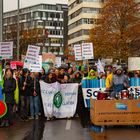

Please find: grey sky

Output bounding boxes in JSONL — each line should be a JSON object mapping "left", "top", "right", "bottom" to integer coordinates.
{"left": 4, "top": 0, "right": 68, "bottom": 12}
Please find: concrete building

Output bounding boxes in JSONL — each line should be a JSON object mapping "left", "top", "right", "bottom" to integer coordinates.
{"left": 3, "top": 3, "right": 68, "bottom": 55}
{"left": 68, "top": 0, "right": 104, "bottom": 47}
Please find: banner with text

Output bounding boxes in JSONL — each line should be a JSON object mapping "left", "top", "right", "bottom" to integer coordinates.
{"left": 0, "top": 42, "right": 13, "bottom": 60}
{"left": 82, "top": 79, "right": 106, "bottom": 108}
{"left": 40, "top": 81, "right": 78, "bottom": 118}
{"left": 25, "top": 45, "right": 40, "bottom": 64}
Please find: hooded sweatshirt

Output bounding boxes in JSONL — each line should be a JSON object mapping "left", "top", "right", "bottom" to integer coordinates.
{"left": 86, "top": 69, "right": 97, "bottom": 80}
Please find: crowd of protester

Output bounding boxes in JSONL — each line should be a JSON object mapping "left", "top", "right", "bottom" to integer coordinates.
{"left": 0, "top": 61, "right": 139, "bottom": 128}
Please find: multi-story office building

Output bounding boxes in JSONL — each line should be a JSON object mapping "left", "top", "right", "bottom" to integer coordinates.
{"left": 68, "top": 0, "right": 104, "bottom": 47}
{"left": 3, "top": 3, "right": 68, "bottom": 56}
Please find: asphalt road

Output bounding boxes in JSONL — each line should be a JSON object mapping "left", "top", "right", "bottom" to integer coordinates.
{"left": 0, "top": 119, "right": 140, "bottom": 140}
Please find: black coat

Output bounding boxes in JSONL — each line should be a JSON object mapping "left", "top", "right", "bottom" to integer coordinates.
{"left": 29, "top": 78, "right": 41, "bottom": 96}
{"left": 3, "top": 78, "right": 16, "bottom": 104}
{"left": 19, "top": 76, "right": 31, "bottom": 96}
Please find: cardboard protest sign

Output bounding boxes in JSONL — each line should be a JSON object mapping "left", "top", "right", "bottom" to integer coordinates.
{"left": 25, "top": 45, "right": 40, "bottom": 64}
{"left": 0, "top": 42, "right": 13, "bottom": 60}
{"left": 74, "top": 44, "right": 82, "bottom": 61}
{"left": 128, "top": 57, "right": 140, "bottom": 71}
{"left": 82, "top": 43, "right": 94, "bottom": 60}
{"left": 55, "top": 57, "right": 62, "bottom": 67}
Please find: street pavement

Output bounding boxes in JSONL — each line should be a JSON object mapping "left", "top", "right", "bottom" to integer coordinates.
{"left": 0, "top": 119, "right": 140, "bottom": 140}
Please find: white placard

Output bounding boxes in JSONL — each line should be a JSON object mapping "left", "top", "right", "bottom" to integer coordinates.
{"left": 25, "top": 45, "right": 40, "bottom": 64}
{"left": 29, "top": 55, "right": 42, "bottom": 72}
{"left": 0, "top": 42, "right": 13, "bottom": 59}
{"left": 55, "top": 57, "right": 61, "bottom": 67}
{"left": 74, "top": 44, "right": 82, "bottom": 61}
{"left": 128, "top": 57, "right": 140, "bottom": 71}
{"left": 82, "top": 43, "right": 94, "bottom": 60}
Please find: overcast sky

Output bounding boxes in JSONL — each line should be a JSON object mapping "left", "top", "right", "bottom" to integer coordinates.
{"left": 4, "top": 0, "right": 68, "bottom": 12}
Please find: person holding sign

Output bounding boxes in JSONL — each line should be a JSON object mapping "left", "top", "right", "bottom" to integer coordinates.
{"left": 19, "top": 69, "right": 30, "bottom": 121}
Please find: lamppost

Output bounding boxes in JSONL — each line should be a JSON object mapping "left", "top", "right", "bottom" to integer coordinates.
{"left": 17, "top": 0, "right": 20, "bottom": 60}
{"left": 0, "top": 0, "right": 3, "bottom": 42}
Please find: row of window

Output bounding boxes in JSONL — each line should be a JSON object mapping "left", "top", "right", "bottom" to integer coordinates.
{"left": 49, "top": 30, "right": 63, "bottom": 36}
{"left": 68, "top": 18, "right": 98, "bottom": 30}
{"left": 69, "top": 29, "right": 89, "bottom": 40}
{"left": 33, "top": 11, "right": 62, "bottom": 19}
{"left": 4, "top": 20, "right": 63, "bottom": 30}
{"left": 69, "top": 7, "right": 100, "bottom": 20}
{"left": 46, "top": 21, "right": 63, "bottom": 27}
{"left": 4, "top": 12, "right": 63, "bottom": 25}
{"left": 46, "top": 38, "right": 63, "bottom": 44}
{"left": 4, "top": 4, "right": 66, "bottom": 18}
{"left": 47, "top": 47, "right": 63, "bottom": 53}
{"left": 69, "top": 0, "right": 103, "bottom": 10}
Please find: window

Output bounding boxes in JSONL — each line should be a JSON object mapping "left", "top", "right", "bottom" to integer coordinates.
{"left": 69, "top": 29, "right": 89, "bottom": 40}
{"left": 69, "top": 7, "right": 100, "bottom": 20}
{"left": 68, "top": 18, "right": 94, "bottom": 30}
{"left": 56, "top": 5, "right": 62, "bottom": 11}
{"left": 50, "top": 13, "right": 55, "bottom": 18}
{"left": 56, "top": 13, "right": 60, "bottom": 18}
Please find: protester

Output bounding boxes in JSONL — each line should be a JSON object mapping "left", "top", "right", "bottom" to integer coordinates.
{"left": 1, "top": 59, "right": 138, "bottom": 129}
{"left": 39, "top": 67, "right": 46, "bottom": 81}
{"left": 57, "top": 67, "right": 65, "bottom": 83}
{"left": 29, "top": 72, "right": 40, "bottom": 120}
{"left": 1, "top": 68, "right": 16, "bottom": 127}
{"left": 111, "top": 66, "right": 129, "bottom": 98}
{"left": 87, "top": 69, "right": 97, "bottom": 79}
{"left": 106, "top": 68, "right": 113, "bottom": 91}
{"left": 19, "top": 68, "right": 30, "bottom": 121}
{"left": 44, "top": 72, "right": 57, "bottom": 83}
{"left": 61, "top": 74, "right": 70, "bottom": 84}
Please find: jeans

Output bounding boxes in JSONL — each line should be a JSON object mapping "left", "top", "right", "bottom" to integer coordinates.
{"left": 20, "top": 96, "right": 30, "bottom": 118}
{"left": 30, "top": 96, "right": 39, "bottom": 117}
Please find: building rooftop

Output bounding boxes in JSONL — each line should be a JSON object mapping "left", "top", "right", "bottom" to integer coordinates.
{"left": 4, "top": 0, "right": 68, "bottom": 12}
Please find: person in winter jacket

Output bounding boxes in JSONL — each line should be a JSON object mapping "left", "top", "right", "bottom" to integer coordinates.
{"left": 86, "top": 69, "right": 97, "bottom": 80}
{"left": 29, "top": 72, "right": 41, "bottom": 120}
{"left": 1, "top": 68, "right": 16, "bottom": 127}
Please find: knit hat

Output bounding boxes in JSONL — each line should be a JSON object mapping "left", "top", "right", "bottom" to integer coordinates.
{"left": 116, "top": 66, "right": 123, "bottom": 71}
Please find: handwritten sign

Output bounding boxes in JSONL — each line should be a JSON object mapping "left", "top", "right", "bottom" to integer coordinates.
{"left": 0, "top": 42, "right": 13, "bottom": 60}
{"left": 82, "top": 43, "right": 94, "bottom": 60}
{"left": 74, "top": 44, "right": 82, "bottom": 61}
{"left": 25, "top": 45, "right": 40, "bottom": 64}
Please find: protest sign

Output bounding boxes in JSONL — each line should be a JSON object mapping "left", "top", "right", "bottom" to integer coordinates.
{"left": 82, "top": 79, "right": 106, "bottom": 108}
{"left": 82, "top": 43, "right": 94, "bottom": 60}
{"left": 128, "top": 57, "right": 140, "bottom": 71}
{"left": 0, "top": 42, "right": 13, "bottom": 60}
{"left": 42, "top": 53, "right": 56, "bottom": 73}
{"left": 40, "top": 81, "right": 78, "bottom": 118}
{"left": 74, "top": 44, "right": 82, "bottom": 61}
{"left": 55, "top": 57, "right": 62, "bottom": 67}
{"left": 29, "top": 55, "right": 42, "bottom": 72}
{"left": 25, "top": 45, "right": 40, "bottom": 64}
